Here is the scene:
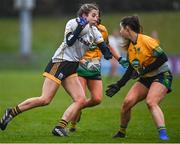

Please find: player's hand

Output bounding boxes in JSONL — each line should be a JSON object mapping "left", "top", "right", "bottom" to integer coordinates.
{"left": 131, "top": 70, "right": 139, "bottom": 79}
{"left": 83, "top": 61, "right": 100, "bottom": 72}
{"left": 89, "top": 43, "right": 97, "bottom": 50}
{"left": 106, "top": 83, "right": 120, "bottom": 97}
{"left": 131, "top": 67, "right": 145, "bottom": 79}
{"left": 138, "top": 67, "right": 145, "bottom": 76}
{"left": 76, "top": 17, "right": 88, "bottom": 28}
{"left": 104, "top": 52, "right": 112, "bottom": 60}
{"left": 118, "top": 57, "right": 129, "bottom": 68}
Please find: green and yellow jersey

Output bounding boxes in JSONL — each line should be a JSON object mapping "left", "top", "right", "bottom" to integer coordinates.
{"left": 128, "top": 34, "right": 169, "bottom": 77}
{"left": 77, "top": 24, "right": 109, "bottom": 77}
{"left": 82, "top": 24, "right": 109, "bottom": 60}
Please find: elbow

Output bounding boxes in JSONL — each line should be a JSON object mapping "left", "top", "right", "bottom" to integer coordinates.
{"left": 66, "top": 32, "right": 76, "bottom": 46}
{"left": 66, "top": 40, "right": 74, "bottom": 46}
{"left": 161, "top": 53, "right": 168, "bottom": 63}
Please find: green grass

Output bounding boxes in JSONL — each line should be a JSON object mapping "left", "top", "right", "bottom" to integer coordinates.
{"left": 0, "top": 71, "right": 180, "bottom": 143}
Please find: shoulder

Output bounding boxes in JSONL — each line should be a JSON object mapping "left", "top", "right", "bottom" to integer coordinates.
{"left": 140, "top": 34, "right": 157, "bottom": 43}
{"left": 97, "top": 24, "right": 108, "bottom": 32}
{"left": 91, "top": 25, "right": 101, "bottom": 34}
{"left": 66, "top": 18, "right": 77, "bottom": 26}
{"left": 97, "top": 24, "right": 109, "bottom": 40}
{"left": 139, "top": 34, "right": 159, "bottom": 49}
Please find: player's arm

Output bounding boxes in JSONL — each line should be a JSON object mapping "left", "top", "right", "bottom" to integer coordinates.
{"left": 66, "top": 17, "right": 88, "bottom": 46}
{"left": 106, "top": 65, "right": 134, "bottom": 97}
{"left": 108, "top": 44, "right": 120, "bottom": 60}
{"left": 140, "top": 46, "right": 168, "bottom": 76}
{"left": 108, "top": 44, "right": 129, "bottom": 68}
{"left": 97, "top": 41, "right": 112, "bottom": 60}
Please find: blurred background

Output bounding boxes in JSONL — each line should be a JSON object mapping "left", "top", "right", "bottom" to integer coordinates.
{"left": 0, "top": 0, "right": 180, "bottom": 75}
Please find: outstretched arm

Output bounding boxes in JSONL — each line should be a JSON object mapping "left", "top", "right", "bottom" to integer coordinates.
{"left": 106, "top": 65, "right": 134, "bottom": 97}
{"left": 97, "top": 42, "right": 112, "bottom": 60}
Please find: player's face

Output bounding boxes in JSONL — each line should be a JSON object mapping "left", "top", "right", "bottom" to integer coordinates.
{"left": 85, "top": 9, "right": 99, "bottom": 25}
{"left": 120, "top": 24, "right": 129, "bottom": 39}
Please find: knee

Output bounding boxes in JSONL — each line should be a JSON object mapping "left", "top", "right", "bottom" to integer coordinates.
{"left": 146, "top": 99, "right": 157, "bottom": 109}
{"left": 38, "top": 97, "right": 51, "bottom": 106}
{"left": 121, "top": 98, "right": 134, "bottom": 113}
{"left": 91, "top": 96, "right": 102, "bottom": 105}
{"left": 76, "top": 96, "right": 86, "bottom": 106}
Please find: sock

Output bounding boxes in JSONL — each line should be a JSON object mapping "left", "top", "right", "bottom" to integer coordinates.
{"left": 71, "top": 122, "right": 77, "bottom": 129}
{"left": 158, "top": 126, "right": 166, "bottom": 131}
{"left": 59, "top": 119, "right": 68, "bottom": 128}
{"left": 119, "top": 125, "right": 127, "bottom": 134}
{"left": 10, "top": 106, "right": 22, "bottom": 117}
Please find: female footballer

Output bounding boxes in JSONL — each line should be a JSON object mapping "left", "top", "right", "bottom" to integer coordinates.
{"left": 106, "top": 15, "right": 173, "bottom": 140}
{"left": 0, "top": 3, "right": 112, "bottom": 137}
{"left": 68, "top": 15, "right": 129, "bottom": 132}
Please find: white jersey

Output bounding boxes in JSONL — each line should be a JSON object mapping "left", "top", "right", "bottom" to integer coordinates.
{"left": 52, "top": 18, "right": 104, "bottom": 62}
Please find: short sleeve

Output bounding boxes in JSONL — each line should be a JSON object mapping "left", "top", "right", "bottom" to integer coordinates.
{"left": 91, "top": 26, "right": 104, "bottom": 44}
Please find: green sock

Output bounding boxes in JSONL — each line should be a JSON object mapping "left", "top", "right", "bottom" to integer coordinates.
{"left": 158, "top": 126, "right": 166, "bottom": 131}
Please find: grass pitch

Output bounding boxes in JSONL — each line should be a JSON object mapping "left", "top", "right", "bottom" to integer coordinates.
{"left": 0, "top": 71, "right": 180, "bottom": 143}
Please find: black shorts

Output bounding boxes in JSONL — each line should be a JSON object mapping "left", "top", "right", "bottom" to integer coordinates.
{"left": 138, "top": 71, "right": 173, "bottom": 93}
{"left": 43, "top": 60, "right": 79, "bottom": 84}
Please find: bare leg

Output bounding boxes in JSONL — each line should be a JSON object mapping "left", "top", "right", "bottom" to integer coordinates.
{"left": 85, "top": 79, "right": 103, "bottom": 107}
{"left": 145, "top": 82, "right": 169, "bottom": 140}
{"left": 69, "top": 77, "right": 103, "bottom": 132}
{"left": 18, "top": 77, "right": 59, "bottom": 112}
{"left": 52, "top": 76, "right": 86, "bottom": 136}
{"left": 0, "top": 77, "right": 59, "bottom": 131}
{"left": 113, "top": 82, "right": 148, "bottom": 138}
{"left": 120, "top": 82, "right": 148, "bottom": 127}
{"left": 146, "top": 82, "right": 168, "bottom": 128}
{"left": 61, "top": 76, "right": 86, "bottom": 122}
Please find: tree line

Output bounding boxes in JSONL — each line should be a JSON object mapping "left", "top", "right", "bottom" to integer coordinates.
{"left": 0, "top": 0, "right": 179, "bottom": 17}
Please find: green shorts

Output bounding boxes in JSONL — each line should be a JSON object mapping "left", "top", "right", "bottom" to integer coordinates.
{"left": 138, "top": 71, "right": 173, "bottom": 93}
{"left": 77, "top": 60, "right": 101, "bottom": 80}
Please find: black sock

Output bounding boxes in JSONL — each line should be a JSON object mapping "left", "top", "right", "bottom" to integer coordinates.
{"left": 10, "top": 106, "right": 22, "bottom": 117}
{"left": 119, "top": 125, "right": 127, "bottom": 134}
{"left": 59, "top": 119, "right": 68, "bottom": 128}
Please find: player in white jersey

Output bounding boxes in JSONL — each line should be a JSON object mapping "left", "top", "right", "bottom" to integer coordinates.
{"left": 52, "top": 19, "right": 105, "bottom": 62}
{"left": 0, "top": 3, "right": 112, "bottom": 137}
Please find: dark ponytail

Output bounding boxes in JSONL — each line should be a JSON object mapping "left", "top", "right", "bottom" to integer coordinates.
{"left": 121, "top": 15, "right": 143, "bottom": 33}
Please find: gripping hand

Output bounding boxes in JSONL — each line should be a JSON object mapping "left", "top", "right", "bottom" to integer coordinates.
{"left": 106, "top": 83, "right": 120, "bottom": 97}
{"left": 82, "top": 61, "right": 100, "bottom": 72}
{"left": 131, "top": 70, "right": 139, "bottom": 79}
{"left": 76, "top": 17, "right": 88, "bottom": 28}
{"left": 131, "top": 67, "right": 145, "bottom": 79}
{"left": 118, "top": 57, "right": 129, "bottom": 68}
